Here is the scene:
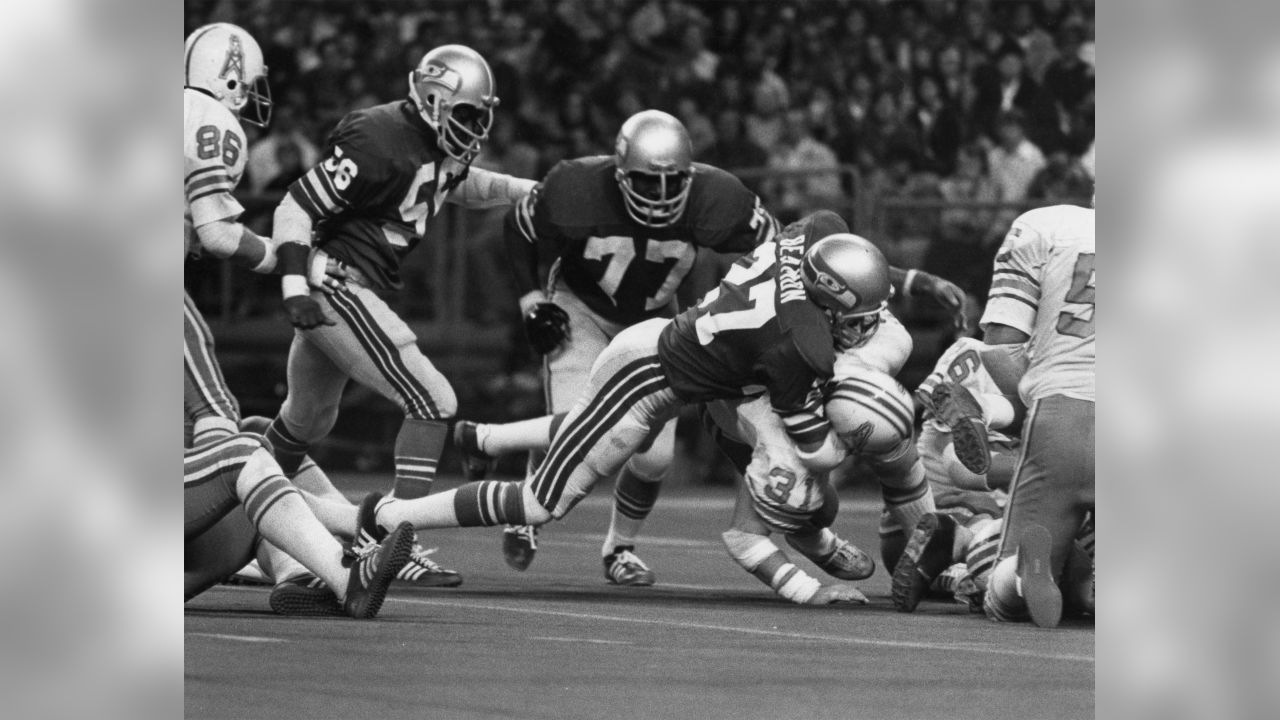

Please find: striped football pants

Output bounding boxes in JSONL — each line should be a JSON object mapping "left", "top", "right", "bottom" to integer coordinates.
{"left": 528, "top": 318, "right": 681, "bottom": 519}
{"left": 184, "top": 291, "right": 240, "bottom": 442}
{"left": 276, "top": 285, "right": 458, "bottom": 443}
{"left": 544, "top": 282, "right": 677, "bottom": 481}
{"left": 183, "top": 433, "right": 295, "bottom": 541}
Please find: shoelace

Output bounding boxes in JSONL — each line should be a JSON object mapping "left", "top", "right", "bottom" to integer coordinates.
{"left": 408, "top": 545, "right": 447, "bottom": 571}
{"left": 612, "top": 550, "right": 649, "bottom": 570}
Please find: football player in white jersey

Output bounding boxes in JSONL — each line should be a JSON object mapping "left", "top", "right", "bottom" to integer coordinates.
{"left": 184, "top": 24, "right": 415, "bottom": 616}
{"left": 977, "top": 204, "right": 1096, "bottom": 628}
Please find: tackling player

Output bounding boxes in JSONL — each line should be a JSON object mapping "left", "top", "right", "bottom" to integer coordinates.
{"left": 364, "top": 212, "right": 937, "bottom": 581}
{"left": 260, "top": 45, "right": 537, "bottom": 586}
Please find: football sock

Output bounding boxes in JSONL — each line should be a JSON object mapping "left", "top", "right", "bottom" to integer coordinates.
{"left": 722, "top": 528, "right": 820, "bottom": 604}
{"left": 299, "top": 490, "right": 359, "bottom": 539}
{"left": 392, "top": 418, "right": 448, "bottom": 499}
{"left": 291, "top": 456, "right": 349, "bottom": 501}
{"left": 602, "top": 465, "right": 661, "bottom": 556}
{"left": 481, "top": 415, "right": 556, "bottom": 456}
{"left": 983, "top": 555, "right": 1026, "bottom": 622}
{"left": 879, "top": 459, "right": 935, "bottom": 539}
{"left": 257, "top": 541, "right": 308, "bottom": 584}
{"left": 236, "top": 448, "right": 348, "bottom": 598}
{"left": 264, "top": 416, "right": 309, "bottom": 477}
{"left": 191, "top": 416, "right": 238, "bottom": 446}
{"left": 784, "top": 527, "right": 839, "bottom": 561}
{"left": 377, "top": 481, "right": 544, "bottom": 531}
{"left": 964, "top": 517, "right": 1003, "bottom": 590}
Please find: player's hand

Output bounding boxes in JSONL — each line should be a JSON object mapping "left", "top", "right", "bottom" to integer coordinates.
{"left": 806, "top": 583, "right": 869, "bottom": 605}
{"left": 284, "top": 295, "right": 334, "bottom": 330}
{"left": 914, "top": 272, "right": 969, "bottom": 334}
{"left": 307, "top": 248, "right": 348, "bottom": 295}
{"left": 524, "top": 302, "right": 570, "bottom": 355}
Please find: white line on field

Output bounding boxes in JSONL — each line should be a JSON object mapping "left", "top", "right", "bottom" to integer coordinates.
{"left": 388, "top": 596, "right": 1093, "bottom": 664}
{"left": 189, "top": 632, "right": 285, "bottom": 643}
{"left": 530, "top": 636, "right": 633, "bottom": 645}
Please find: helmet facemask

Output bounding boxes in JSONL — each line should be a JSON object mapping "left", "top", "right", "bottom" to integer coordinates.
{"left": 826, "top": 305, "right": 886, "bottom": 351}
{"left": 237, "top": 73, "right": 273, "bottom": 128}
{"left": 410, "top": 67, "right": 496, "bottom": 166}
{"left": 616, "top": 168, "right": 693, "bottom": 228}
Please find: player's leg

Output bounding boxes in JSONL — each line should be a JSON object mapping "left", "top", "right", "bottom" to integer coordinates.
{"left": 264, "top": 333, "right": 348, "bottom": 477}
{"left": 316, "top": 286, "right": 457, "bottom": 499}
{"left": 184, "top": 434, "right": 413, "bottom": 617}
{"left": 374, "top": 320, "right": 680, "bottom": 534}
{"left": 183, "top": 291, "right": 240, "bottom": 446}
{"left": 984, "top": 396, "right": 1095, "bottom": 627}
{"left": 184, "top": 508, "right": 258, "bottom": 601}
{"left": 599, "top": 420, "right": 675, "bottom": 584}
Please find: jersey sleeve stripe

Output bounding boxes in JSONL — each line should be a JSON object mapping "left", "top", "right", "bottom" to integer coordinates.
{"left": 990, "top": 277, "right": 1040, "bottom": 296}
{"left": 287, "top": 181, "right": 325, "bottom": 218}
{"left": 310, "top": 165, "right": 349, "bottom": 208}
{"left": 184, "top": 166, "right": 223, "bottom": 184}
{"left": 988, "top": 291, "right": 1039, "bottom": 310}
{"left": 514, "top": 196, "right": 537, "bottom": 242}
{"left": 993, "top": 267, "right": 1038, "bottom": 283}
{"left": 300, "top": 170, "right": 344, "bottom": 213}
{"left": 186, "top": 174, "right": 234, "bottom": 194}
{"left": 187, "top": 187, "right": 235, "bottom": 204}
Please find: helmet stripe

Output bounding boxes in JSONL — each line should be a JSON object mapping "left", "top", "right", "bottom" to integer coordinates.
{"left": 184, "top": 25, "right": 218, "bottom": 83}
{"left": 828, "top": 386, "right": 912, "bottom": 438}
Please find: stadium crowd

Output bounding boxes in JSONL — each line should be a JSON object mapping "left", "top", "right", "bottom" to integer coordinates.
{"left": 187, "top": 0, "right": 1094, "bottom": 218}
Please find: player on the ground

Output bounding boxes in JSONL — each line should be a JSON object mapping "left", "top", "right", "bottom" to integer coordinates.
{"left": 973, "top": 204, "right": 1095, "bottom": 628}
{"left": 365, "top": 213, "right": 937, "bottom": 581}
{"left": 184, "top": 430, "right": 415, "bottom": 619}
{"left": 260, "top": 44, "right": 537, "bottom": 587}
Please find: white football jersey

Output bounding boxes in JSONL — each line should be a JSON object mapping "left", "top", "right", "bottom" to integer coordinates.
{"left": 184, "top": 88, "right": 248, "bottom": 238}
{"left": 980, "top": 205, "right": 1095, "bottom": 403}
{"left": 918, "top": 337, "right": 1013, "bottom": 442}
{"left": 834, "top": 309, "right": 913, "bottom": 378}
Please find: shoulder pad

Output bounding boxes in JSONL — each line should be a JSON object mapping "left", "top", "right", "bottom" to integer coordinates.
{"left": 685, "top": 164, "right": 754, "bottom": 229}
{"left": 538, "top": 156, "right": 618, "bottom": 228}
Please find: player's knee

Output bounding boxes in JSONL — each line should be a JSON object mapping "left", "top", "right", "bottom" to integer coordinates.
{"left": 430, "top": 385, "right": 458, "bottom": 419}
{"left": 521, "top": 484, "right": 553, "bottom": 525}
{"left": 626, "top": 448, "right": 673, "bottom": 484}
{"left": 238, "top": 415, "right": 272, "bottom": 435}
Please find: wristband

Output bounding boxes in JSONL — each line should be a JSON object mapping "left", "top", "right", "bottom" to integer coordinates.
{"left": 903, "top": 269, "right": 919, "bottom": 296}
{"left": 282, "top": 275, "right": 309, "bottom": 299}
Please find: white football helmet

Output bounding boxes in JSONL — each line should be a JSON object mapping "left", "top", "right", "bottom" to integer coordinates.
{"left": 825, "top": 368, "right": 914, "bottom": 460}
{"left": 184, "top": 23, "right": 272, "bottom": 127}
{"left": 408, "top": 45, "right": 498, "bottom": 166}
{"left": 614, "top": 110, "right": 695, "bottom": 228}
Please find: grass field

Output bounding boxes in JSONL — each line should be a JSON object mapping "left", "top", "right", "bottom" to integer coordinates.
{"left": 185, "top": 475, "right": 1093, "bottom": 720}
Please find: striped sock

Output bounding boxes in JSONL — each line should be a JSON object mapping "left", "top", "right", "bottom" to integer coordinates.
{"left": 983, "top": 555, "right": 1027, "bottom": 622}
{"left": 192, "top": 416, "right": 238, "bottom": 447}
{"left": 602, "top": 466, "right": 661, "bottom": 556}
{"left": 236, "top": 449, "right": 348, "bottom": 597}
{"left": 264, "top": 417, "right": 309, "bottom": 477}
{"left": 453, "top": 481, "right": 528, "bottom": 527}
{"left": 964, "top": 518, "right": 1003, "bottom": 590}
{"left": 393, "top": 418, "right": 448, "bottom": 499}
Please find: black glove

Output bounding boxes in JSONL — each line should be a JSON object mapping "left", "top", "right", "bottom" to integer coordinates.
{"left": 524, "top": 302, "right": 570, "bottom": 354}
{"left": 284, "top": 295, "right": 335, "bottom": 330}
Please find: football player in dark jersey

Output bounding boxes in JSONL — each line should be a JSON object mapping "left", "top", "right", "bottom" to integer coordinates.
{"left": 364, "top": 211, "right": 938, "bottom": 600}
{"left": 261, "top": 45, "right": 537, "bottom": 587}
{"left": 454, "top": 110, "right": 781, "bottom": 582}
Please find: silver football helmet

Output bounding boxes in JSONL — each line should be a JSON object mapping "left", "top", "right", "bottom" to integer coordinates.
{"left": 614, "top": 110, "right": 695, "bottom": 228}
{"left": 801, "top": 233, "right": 892, "bottom": 350}
{"left": 184, "top": 23, "right": 272, "bottom": 127}
{"left": 408, "top": 45, "right": 498, "bottom": 165}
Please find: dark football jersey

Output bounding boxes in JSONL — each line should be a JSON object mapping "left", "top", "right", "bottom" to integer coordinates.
{"left": 505, "top": 157, "right": 777, "bottom": 326}
{"left": 287, "top": 100, "right": 465, "bottom": 290}
{"left": 657, "top": 213, "right": 847, "bottom": 447}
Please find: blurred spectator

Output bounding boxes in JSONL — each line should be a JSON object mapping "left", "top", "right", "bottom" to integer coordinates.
{"left": 262, "top": 141, "right": 307, "bottom": 195}
{"left": 704, "top": 108, "right": 768, "bottom": 191}
{"left": 907, "top": 74, "right": 964, "bottom": 175}
{"left": 971, "top": 39, "right": 1043, "bottom": 141}
{"left": 673, "top": 22, "right": 719, "bottom": 92}
{"left": 939, "top": 143, "right": 1002, "bottom": 247}
{"left": 245, "top": 106, "right": 320, "bottom": 193}
{"left": 676, "top": 96, "right": 717, "bottom": 159}
{"left": 765, "top": 110, "right": 842, "bottom": 219}
{"left": 987, "top": 110, "right": 1046, "bottom": 202}
{"left": 1028, "top": 149, "right": 1094, "bottom": 201}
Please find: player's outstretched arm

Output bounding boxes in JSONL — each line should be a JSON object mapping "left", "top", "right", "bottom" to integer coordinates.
{"left": 193, "top": 219, "right": 277, "bottom": 273}
{"left": 890, "top": 266, "right": 969, "bottom": 333}
{"left": 448, "top": 167, "right": 537, "bottom": 208}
